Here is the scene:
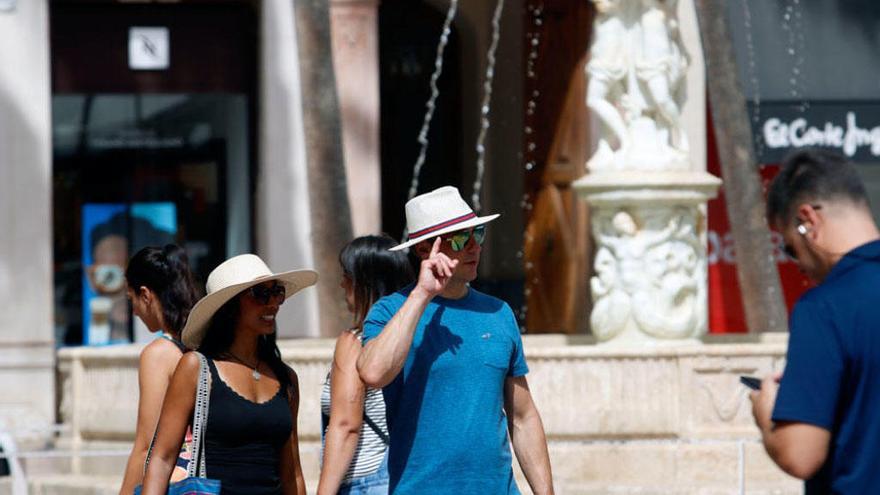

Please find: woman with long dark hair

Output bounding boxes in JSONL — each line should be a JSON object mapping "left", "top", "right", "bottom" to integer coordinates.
{"left": 119, "top": 245, "right": 199, "bottom": 495}
{"left": 140, "top": 254, "right": 317, "bottom": 495}
{"left": 317, "top": 235, "right": 414, "bottom": 495}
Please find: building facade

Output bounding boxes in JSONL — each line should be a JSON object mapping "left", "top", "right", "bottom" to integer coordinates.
{"left": 0, "top": 0, "right": 386, "bottom": 443}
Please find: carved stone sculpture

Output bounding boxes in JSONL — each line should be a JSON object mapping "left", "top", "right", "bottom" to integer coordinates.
{"left": 586, "top": 0, "right": 689, "bottom": 172}
{"left": 589, "top": 207, "right": 704, "bottom": 340}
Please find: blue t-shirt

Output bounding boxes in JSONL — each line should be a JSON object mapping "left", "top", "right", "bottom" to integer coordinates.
{"left": 363, "top": 285, "right": 529, "bottom": 494}
{"left": 773, "top": 240, "right": 880, "bottom": 494}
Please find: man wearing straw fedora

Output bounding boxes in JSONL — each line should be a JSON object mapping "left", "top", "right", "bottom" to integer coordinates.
{"left": 358, "top": 186, "right": 554, "bottom": 494}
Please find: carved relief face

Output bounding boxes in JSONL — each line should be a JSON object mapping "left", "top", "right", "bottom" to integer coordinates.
{"left": 612, "top": 211, "right": 638, "bottom": 236}
{"left": 593, "top": 0, "right": 619, "bottom": 13}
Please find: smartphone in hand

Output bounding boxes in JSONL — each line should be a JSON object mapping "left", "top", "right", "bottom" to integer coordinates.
{"left": 740, "top": 375, "right": 762, "bottom": 390}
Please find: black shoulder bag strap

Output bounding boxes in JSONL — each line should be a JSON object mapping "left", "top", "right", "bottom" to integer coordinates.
{"left": 362, "top": 411, "right": 389, "bottom": 446}
{"left": 322, "top": 404, "right": 389, "bottom": 446}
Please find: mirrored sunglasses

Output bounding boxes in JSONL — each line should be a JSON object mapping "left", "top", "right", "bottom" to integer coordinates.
{"left": 441, "top": 225, "right": 486, "bottom": 252}
{"left": 248, "top": 283, "right": 286, "bottom": 305}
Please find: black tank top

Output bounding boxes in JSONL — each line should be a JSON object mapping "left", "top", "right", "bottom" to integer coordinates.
{"left": 204, "top": 359, "right": 293, "bottom": 495}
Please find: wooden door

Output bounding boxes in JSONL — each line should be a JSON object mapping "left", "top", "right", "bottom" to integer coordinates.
{"left": 523, "top": 1, "right": 593, "bottom": 334}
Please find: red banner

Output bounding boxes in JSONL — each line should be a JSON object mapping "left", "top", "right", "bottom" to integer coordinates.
{"left": 706, "top": 117, "right": 812, "bottom": 333}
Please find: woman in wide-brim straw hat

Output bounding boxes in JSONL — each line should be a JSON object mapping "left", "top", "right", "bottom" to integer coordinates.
{"left": 141, "top": 254, "right": 317, "bottom": 495}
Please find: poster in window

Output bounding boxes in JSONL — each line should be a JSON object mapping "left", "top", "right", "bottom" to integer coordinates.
{"left": 81, "top": 203, "right": 177, "bottom": 345}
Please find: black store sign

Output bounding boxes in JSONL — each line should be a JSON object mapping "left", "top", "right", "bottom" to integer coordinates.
{"left": 749, "top": 102, "right": 880, "bottom": 164}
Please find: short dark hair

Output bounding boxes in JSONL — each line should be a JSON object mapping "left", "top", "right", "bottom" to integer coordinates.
{"left": 125, "top": 244, "right": 200, "bottom": 334}
{"left": 339, "top": 234, "right": 415, "bottom": 329}
{"left": 766, "top": 149, "right": 870, "bottom": 226}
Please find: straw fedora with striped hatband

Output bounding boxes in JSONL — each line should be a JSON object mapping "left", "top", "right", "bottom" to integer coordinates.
{"left": 391, "top": 186, "right": 500, "bottom": 251}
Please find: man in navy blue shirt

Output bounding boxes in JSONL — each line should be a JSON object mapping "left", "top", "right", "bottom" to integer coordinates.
{"left": 751, "top": 149, "right": 880, "bottom": 493}
{"left": 357, "top": 186, "right": 554, "bottom": 494}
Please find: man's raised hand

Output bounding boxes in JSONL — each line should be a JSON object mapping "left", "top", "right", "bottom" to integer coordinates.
{"left": 416, "top": 238, "right": 459, "bottom": 297}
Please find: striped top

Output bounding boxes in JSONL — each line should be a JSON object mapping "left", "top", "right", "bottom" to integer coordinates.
{"left": 320, "top": 332, "right": 388, "bottom": 483}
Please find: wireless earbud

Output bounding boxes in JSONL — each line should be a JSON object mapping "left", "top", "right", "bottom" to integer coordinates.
{"left": 797, "top": 224, "right": 809, "bottom": 235}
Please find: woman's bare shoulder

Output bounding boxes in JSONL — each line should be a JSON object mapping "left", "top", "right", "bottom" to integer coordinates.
{"left": 140, "top": 338, "right": 184, "bottom": 371}
{"left": 176, "top": 351, "right": 202, "bottom": 370}
{"left": 332, "top": 330, "right": 362, "bottom": 370}
{"left": 335, "top": 329, "right": 363, "bottom": 349}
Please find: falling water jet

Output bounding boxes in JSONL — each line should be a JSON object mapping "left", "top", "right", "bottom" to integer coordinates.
{"left": 520, "top": 1, "right": 545, "bottom": 328}
{"left": 781, "top": 0, "right": 806, "bottom": 112}
{"left": 741, "top": 0, "right": 764, "bottom": 158}
{"left": 406, "top": 0, "right": 459, "bottom": 205}
{"left": 471, "top": 0, "right": 506, "bottom": 213}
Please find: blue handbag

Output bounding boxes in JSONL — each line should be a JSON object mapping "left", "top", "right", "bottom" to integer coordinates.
{"left": 133, "top": 477, "right": 220, "bottom": 495}
{"left": 134, "top": 352, "right": 221, "bottom": 494}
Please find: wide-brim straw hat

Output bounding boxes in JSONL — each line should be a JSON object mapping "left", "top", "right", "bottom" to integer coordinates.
{"left": 391, "top": 186, "right": 500, "bottom": 251}
{"left": 181, "top": 254, "right": 318, "bottom": 349}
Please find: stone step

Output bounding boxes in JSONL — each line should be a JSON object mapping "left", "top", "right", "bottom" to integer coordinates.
{"left": 0, "top": 475, "right": 118, "bottom": 495}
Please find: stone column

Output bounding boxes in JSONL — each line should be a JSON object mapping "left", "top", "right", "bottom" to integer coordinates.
{"left": 295, "top": 0, "right": 354, "bottom": 338}
{"left": 576, "top": 0, "right": 721, "bottom": 343}
{"left": 258, "top": 0, "right": 320, "bottom": 337}
{"left": 330, "top": 0, "right": 381, "bottom": 236}
{"left": 0, "top": 0, "right": 55, "bottom": 440}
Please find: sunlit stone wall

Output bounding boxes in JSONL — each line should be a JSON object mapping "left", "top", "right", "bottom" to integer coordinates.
{"left": 56, "top": 335, "right": 800, "bottom": 493}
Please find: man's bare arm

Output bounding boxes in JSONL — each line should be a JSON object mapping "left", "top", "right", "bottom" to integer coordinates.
{"left": 357, "top": 238, "right": 457, "bottom": 388}
{"left": 750, "top": 373, "right": 831, "bottom": 479}
{"left": 504, "top": 376, "right": 554, "bottom": 495}
{"left": 357, "top": 287, "right": 433, "bottom": 388}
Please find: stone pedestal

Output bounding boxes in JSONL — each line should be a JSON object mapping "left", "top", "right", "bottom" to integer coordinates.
{"left": 330, "top": 0, "right": 381, "bottom": 236}
{"left": 574, "top": 171, "right": 721, "bottom": 343}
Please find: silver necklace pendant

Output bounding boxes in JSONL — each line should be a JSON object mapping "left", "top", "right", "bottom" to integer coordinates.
{"left": 252, "top": 368, "right": 261, "bottom": 381}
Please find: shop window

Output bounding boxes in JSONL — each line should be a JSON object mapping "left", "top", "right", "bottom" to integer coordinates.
{"left": 50, "top": 2, "right": 257, "bottom": 345}
{"left": 52, "top": 94, "right": 253, "bottom": 345}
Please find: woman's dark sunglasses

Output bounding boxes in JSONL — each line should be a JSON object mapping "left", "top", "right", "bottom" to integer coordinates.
{"left": 248, "top": 283, "right": 286, "bottom": 305}
{"left": 440, "top": 225, "right": 486, "bottom": 252}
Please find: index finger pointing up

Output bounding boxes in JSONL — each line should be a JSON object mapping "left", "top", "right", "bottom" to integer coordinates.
{"left": 430, "top": 237, "right": 441, "bottom": 257}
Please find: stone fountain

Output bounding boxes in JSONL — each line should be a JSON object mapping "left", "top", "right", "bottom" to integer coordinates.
{"left": 575, "top": 0, "right": 721, "bottom": 343}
